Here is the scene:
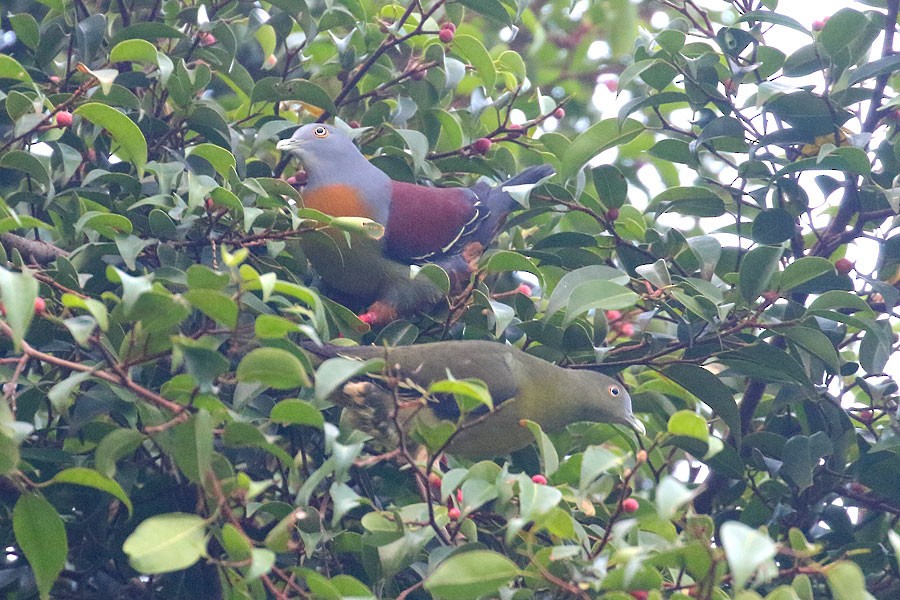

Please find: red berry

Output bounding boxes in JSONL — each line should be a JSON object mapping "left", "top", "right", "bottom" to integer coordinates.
{"left": 205, "top": 198, "right": 214, "bottom": 209}
{"left": 33, "top": 297, "right": 46, "bottom": 315}
{"left": 812, "top": 17, "right": 828, "bottom": 31}
{"left": 507, "top": 123, "right": 524, "bottom": 138}
{"left": 348, "top": 120, "right": 361, "bottom": 129}
{"left": 49, "top": 75, "right": 60, "bottom": 84}
{"left": 606, "top": 310, "right": 621, "bottom": 321}
{"left": 622, "top": 497, "right": 639, "bottom": 513}
{"left": 859, "top": 409, "right": 874, "bottom": 422}
{"left": 602, "top": 78, "right": 618, "bottom": 93}
{"left": 617, "top": 322, "right": 635, "bottom": 337}
{"left": 606, "top": 207, "right": 620, "bottom": 221}
{"left": 428, "top": 473, "right": 442, "bottom": 490}
{"left": 199, "top": 31, "right": 216, "bottom": 46}
{"left": 456, "top": 489, "right": 464, "bottom": 504}
{"left": 472, "top": 137, "right": 492, "bottom": 154}
{"left": 56, "top": 111, "right": 72, "bottom": 127}
{"left": 531, "top": 474, "right": 548, "bottom": 485}
{"left": 630, "top": 592, "right": 649, "bottom": 600}
{"left": 441, "top": 22, "right": 456, "bottom": 33}
{"left": 439, "top": 28, "right": 454, "bottom": 43}
{"left": 553, "top": 107, "right": 565, "bottom": 119}
{"left": 515, "top": 283, "right": 532, "bottom": 296}
{"left": 835, "top": 258, "right": 854, "bottom": 275}
{"left": 448, "top": 507, "right": 461, "bottom": 520}
{"left": 358, "top": 312, "right": 376, "bottom": 326}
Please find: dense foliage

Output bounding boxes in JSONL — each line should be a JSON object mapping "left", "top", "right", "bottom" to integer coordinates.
{"left": 1, "top": 0, "right": 899, "bottom": 598}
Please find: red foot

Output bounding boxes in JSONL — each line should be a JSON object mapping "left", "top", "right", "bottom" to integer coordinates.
{"left": 358, "top": 312, "right": 377, "bottom": 326}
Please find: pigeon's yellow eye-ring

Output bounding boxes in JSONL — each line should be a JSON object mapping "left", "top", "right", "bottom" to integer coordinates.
{"left": 608, "top": 385, "right": 621, "bottom": 397}
{"left": 313, "top": 126, "right": 328, "bottom": 138}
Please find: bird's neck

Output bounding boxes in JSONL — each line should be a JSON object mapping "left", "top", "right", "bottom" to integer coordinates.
{"left": 304, "top": 159, "right": 392, "bottom": 224}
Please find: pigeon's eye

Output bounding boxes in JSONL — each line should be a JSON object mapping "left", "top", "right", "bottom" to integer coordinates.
{"left": 608, "top": 385, "right": 621, "bottom": 397}
{"left": 313, "top": 126, "right": 328, "bottom": 138}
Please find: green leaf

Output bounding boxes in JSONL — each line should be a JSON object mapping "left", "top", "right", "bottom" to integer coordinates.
{"left": 172, "top": 410, "right": 214, "bottom": 484}
{"left": 453, "top": 34, "right": 495, "bottom": 89}
{"left": 661, "top": 364, "right": 741, "bottom": 446}
{"left": 825, "top": 561, "right": 876, "bottom": 600}
{"left": 654, "top": 186, "right": 726, "bottom": 218}
{"left": 313, "top": 356, "right": 384, "bottom": 401}
{"left": 560, "top": 118, "right": 644, "bottom": 180}
{"left": 184, "top": 289, "right": 239, "bottom": 328}
{"left": 0, "top": 150, "right": 51, "bottom": 189}
{"left": 48, "top": 467, "right": 133, "bottom": 516}
{"left": 13, "top": 494, "right": 66, "bottom": 600}
{"left": 452, "top": 0, "right": 511, "bottom": 25}
{"left": 668, "top": 410, "right": 708, "bottom": 442}
{"left": 721, "top": 521, "right": 777, "bottom": 589}
{"left": 270, "top": 399, "right": 325, "bottom": 429}
{"left": 237, "top": 347, "right": 311, "bottom": 389}
{"left": 74, "top": 103, "right": 148, "bottom": 176}
{"left": 779, "top": 257, "right": 834, "bottom": 291}
{"left": 186, "top": 143, "right": 237, "bottom": 177}
{"left": 779, "top": 433, "right": 832, "bottom": 492}
{"left": 0, "top": 267, "right": 38, "bottom": 350}
{"left": 591, "top": 164, "right": 628, "bottom": 209}
{"left": 425, "top": 550, "right": 520, "bottom": 599}
{"left": 109, "top": 39, "right": 159, "bottom": 64}
{"left": 739, "top": 245, "right": 783, "bottom": 303}
{"left": 752, "top": 208, "right": 795, "bottom": 244}
{"left": 123, "top": 513, "right": 208, "bottom": 574}
{"left": 0, "top": 54, "right": 33, "bottom": 83}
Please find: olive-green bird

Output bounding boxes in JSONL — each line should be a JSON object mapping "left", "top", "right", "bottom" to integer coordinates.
{"left": 304, "top": 340, "right": 644, "bottom": 459}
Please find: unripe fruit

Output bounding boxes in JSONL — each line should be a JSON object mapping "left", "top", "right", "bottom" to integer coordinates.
{"left": 553, "top": 107, "right": 565, "bottom": 119}
{"left": 472, "top": 137, "right": 492, "bottom": 154}
{"left": 265, "top": 54, "right": 277, "bottom": 68}
{"left": 606, "top": 207, "right": 620, "bottom": 221}
{"left": 448, "top": 507, "right": 461, "bottom": 520}
{"left": 636, "top": 449, "right": 648, "bottom": 463}
{"left": 531, "top": 474, "right": 548, "bottom": 485}
{"left": 439, "top": 28, "right": 454, "bottom": 43}
{"left": 34, "top": 297, "right": 46, "bottom": 315}
{"left": 835, "top": 258, "right": 854, "bottom": 275}
{"left": 622, "top": 497, "right": 639, "bottom": 513}
{"left": 56, "top": 111, "right": 72, "bottom": 127}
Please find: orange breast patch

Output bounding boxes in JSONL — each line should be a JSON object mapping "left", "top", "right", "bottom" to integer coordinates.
{"left": 302, "top": 184, "right": 374, "bottom": 219}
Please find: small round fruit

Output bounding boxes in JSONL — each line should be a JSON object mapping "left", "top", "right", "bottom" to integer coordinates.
{"left": 617, "top": 322, "right": 635, "bottom": 337}
{"left": 531, "top": 474, "right": 548, "bottom": 485}
{"left": 553, "top": 107, "right": 565, "bottom": 119}
{"left": 448, "top": 507, "right": 461, "bottom": 520}
{"left": 439, "top": 28, "right": 454, "bottom": 43}
{"left": 456, "top": 489, "right": 464, "bottom": 504}
{"left": 835, "top": 258, "right": 854, "bottom": 275}
{"left": 515, "top": 283, "right": 532, "bottom": 296}
{"left": 507, "top": 123, "right": 524, "bottom": 138}
{"left": 859, "top": 409, "right": 874, "bottom": 422}
{"left": 348, "top": 120, "right": 361, "bottom": 129}
{"left": 441, "top": 22, "right": 456, "bottom": 33}
{"left": 762, "top": 290, "right": 780, "bottom": 302}
{"left": 33, "top": 297, "right": 46, "bottom": 315}
{"left": 606, "top": 207, "right": 620, "bottom": 221}
{"left": 622, "top": 497, "right": 639, "bottom": 513}
{"left": 630, "top": 591, "right": 649, "bottom": 600}
{"left": 56, "top": 110, "right": 73, "bottom": 127}
{"left": 428, "top": 473, "right": 442, "bottom": 490}
{"left": 472, "top": 137, "right": 492, "bottom": 154}
{"left": 606, "top": 310, "right": 621, "bottom": 321}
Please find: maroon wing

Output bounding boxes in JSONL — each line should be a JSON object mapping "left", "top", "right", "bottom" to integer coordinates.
{"left": 384, "top": 181, "right": 482, "bottom": 261}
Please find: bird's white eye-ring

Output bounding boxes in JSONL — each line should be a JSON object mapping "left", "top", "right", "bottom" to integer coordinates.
{"left": 608, "top": 385, "right": 621, "bottom": 397}
{"left": 313, "top": 126, "right": 328, "bottom": 138}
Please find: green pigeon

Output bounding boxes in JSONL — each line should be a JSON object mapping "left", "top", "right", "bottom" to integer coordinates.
{"left": 276, "top": 124, "right": 553, "bottom": 326}
{"left": 303, "top": 340, "right": 644, "bottom": 459}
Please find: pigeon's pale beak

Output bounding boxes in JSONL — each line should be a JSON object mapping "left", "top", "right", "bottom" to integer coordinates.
{"left": 628, "top": 414, "right": 646, "bottom": 436}
{"left": 276, "top": 138, "right": 301, "bottom": 151}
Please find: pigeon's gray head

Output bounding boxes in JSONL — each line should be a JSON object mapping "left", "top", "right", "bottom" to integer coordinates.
{"left": 276, "top": 123, "right": 369, "bottom": 175}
